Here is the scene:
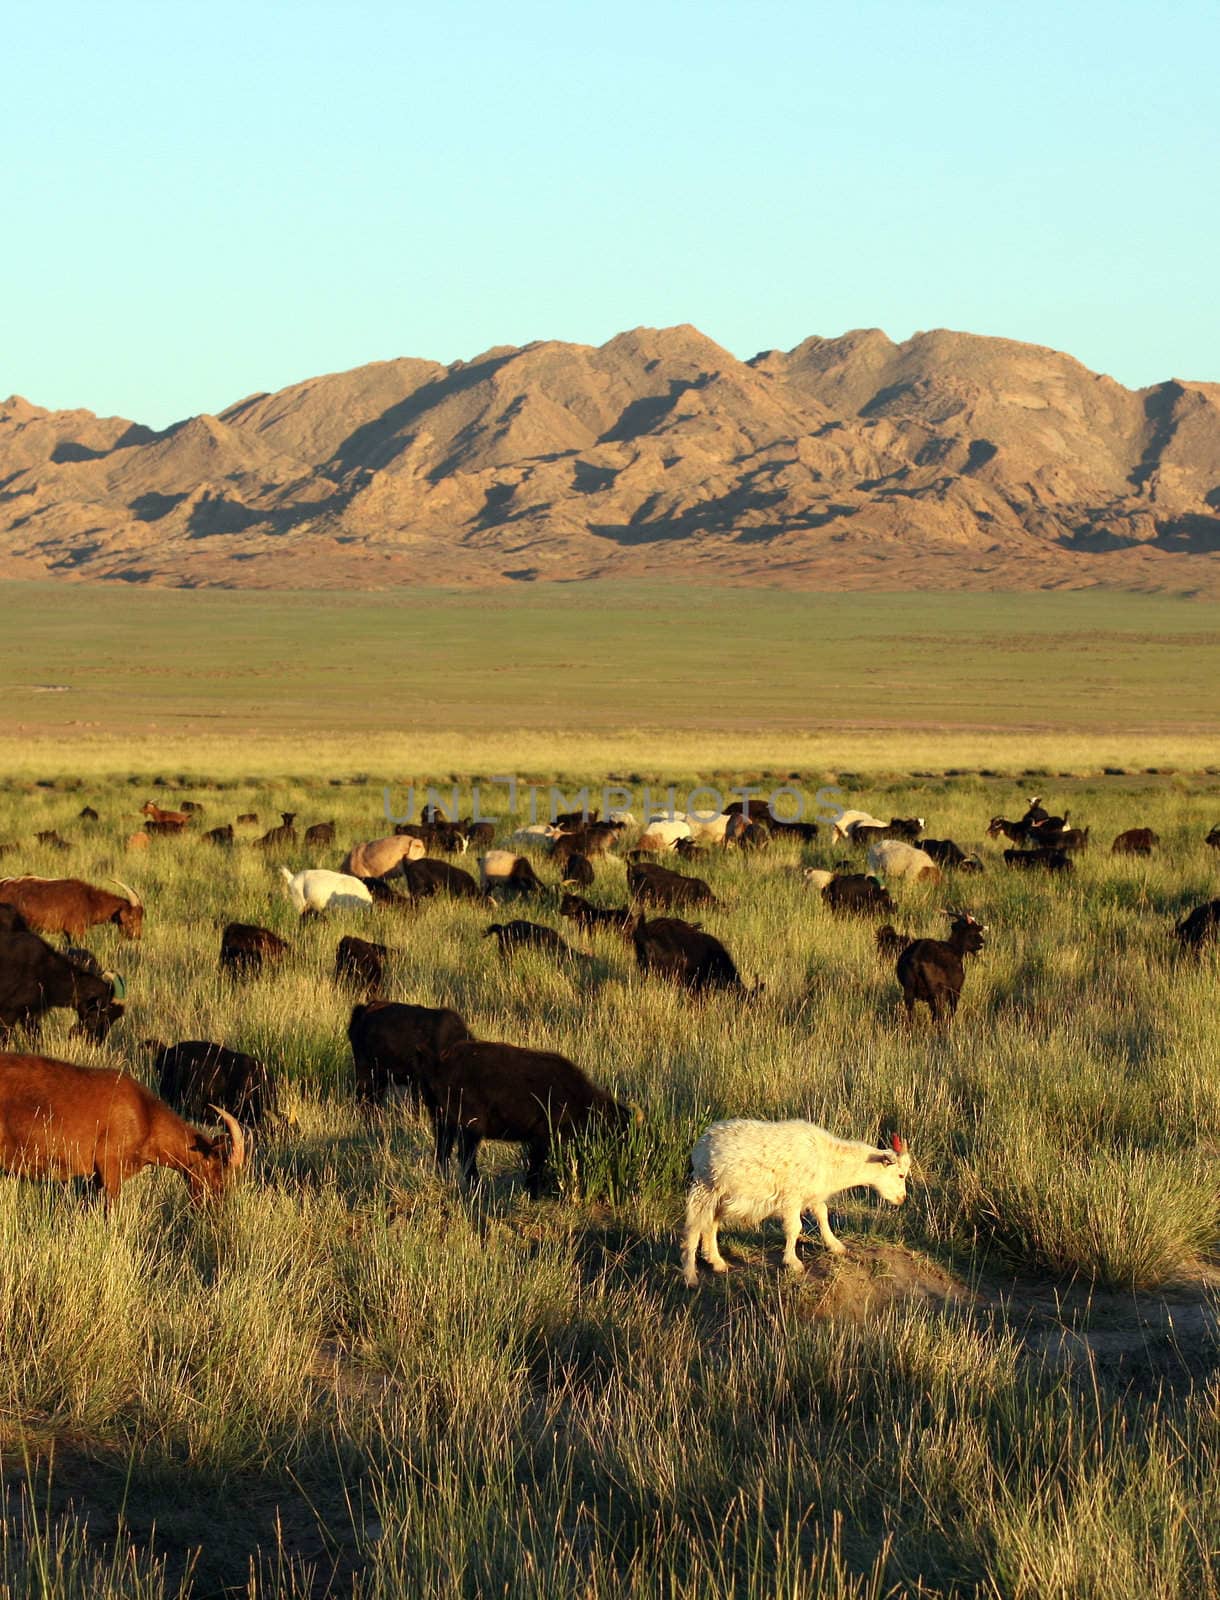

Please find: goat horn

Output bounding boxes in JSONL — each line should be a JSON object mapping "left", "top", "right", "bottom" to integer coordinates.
{"left": 211, "top": 1105, "right": 247, "bottom": 1169}
{"left": 109, "top": 876, "right": 142, "bottom": 907}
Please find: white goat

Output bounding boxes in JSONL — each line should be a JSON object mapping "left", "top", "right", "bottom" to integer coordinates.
{"left": 684, "top": 812, "right": 734, "bottom": 844}
{"left": 803, "top": 868, "right": 834, "bottom": 890}
{"left": 681, "top": 1120, "right": 911, "bottom": 1286}
{"left": 280, "top": 867, "right": 373, "bottom": 917}
{"left": 340, "top": 835, "right": 425, "bottom": 878}
{"left": 635, "top": 818, "right": 693, "bottom": 852}
{"left": 511, "top": 824, "right": 561, "bottom": 849}
{"left": 831, "top": 809, "right": 888, "bottom": 843}
{"left": 866, "top": 839, "right": 940, "bottom": 883}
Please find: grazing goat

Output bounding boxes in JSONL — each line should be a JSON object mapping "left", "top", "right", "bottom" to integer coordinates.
{"left": 1206, "top": 825, "right": 1220, "bottom": 851}
{"left": 335, "top": 935, "right": 389, "bottom": 994}
{"left": 561, "top": 852, "right": 595, "bottom": 887}
{"left": 552, "top": 821, "right": 621, "bottom": 858}
{"left": 203, "top": 824, "right": 234, "bottom": 845}
{"left": 236, "top": 812, "right": 259, "bottom": 825}
{"left": 0, "top": 931, "right": 126, "bottom": 1041}
{"left": 0, "top": 876, "right": 144, "bottom": 939}
{"left": 831, "top": 810, "right": 888, "bottom": 844}
{"left": 78, "top": 806, "right": 100, "bottom": 822}
{"left": 681, "top": 1123, "right": 910, "bottom": 1285}
{"left": 304, "top": 820, "right": 336, "bottom": 848}
{"left": 347, "top": 1000, "right": 472, "bottom": 1106}
{"left": 150, "top": 1039, "right": 277, "bottom": 1127}
{"left": 341, "top": 835, "right": 426, "bottom": 879}
{"left": 483, "top": 921, "right": 589, "bottom": 961}
{"left": 478, "top": 852, "right": 544, "bottom": 894}
{"left": 559, "top": 893, "right": 635, "bottom": 933}
{"left": 875, "top": 925, "right": 915, "bottom": 959}
{"left": 401, "top": 859, "right": 483, "bottom": 901}
{"left": 1002, "top": 847, "right": 1072, "bottom": 872}
{"left": 634, "top": 819, "right": 693, "bottom": 853}
{"left": 219, "top": 922, "right": 290, "bottom": 977}
{"left": 281, "top": 867, "right": 373, "bottom": 916}
{"left": 627, "top": 861, "right": 716, "bottom": 909}
{"left": 423, "top": 1040, "right": 640, "bottom": 1196}
{"left": 896, "top": 911, "right": 986, "bottom": 1023}
{"left": 0, "top": 1053, "right": 245, "bottom": 1207}
{"left": 866, "top": 840, "right": 940, "bottom": 883}
{"left": 140, "top": 801, "right": 190, "bottom": 827}
{"left": 921, "top": 838, "right": 983, "bottom": 872}
{"left": 256, "top": 812, "right": 298, "bottom": 850}
{"left": 1174, "top": 900, "right": 1220, "bottom": 954}
{"left": 632, "top": 915, "right": 759, "bottom": 996}
{"left": 821, "top": 874, "right": 894, "bottom": 916}
{"left": 1111, "top": 828, "right": 1159, "bottom": 856}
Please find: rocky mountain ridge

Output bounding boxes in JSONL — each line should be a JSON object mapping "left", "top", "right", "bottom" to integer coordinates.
{"left": 2, "top": 324, "right": 1218, "bottom": 591}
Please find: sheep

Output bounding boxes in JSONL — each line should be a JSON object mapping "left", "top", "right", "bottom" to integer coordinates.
{"left": 341, "top": 835, "right": 426, "bottom": 879}
{"left": 866, "top": 840, "right": 941, "bottom": 883}
{"left": 280, "top": 867, "right": 373, "bottom": 917}
{"left": 681, "top": 1123, "right": 911, "bottom": 1285}
{"left": 608, "top": 810, "right": 636, "bottom": 826}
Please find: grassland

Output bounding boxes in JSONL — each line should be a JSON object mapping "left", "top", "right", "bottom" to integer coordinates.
{"left": 4, "top": 584, "right": 1220, "bottom": 747}
{"left": 1, "top": 765, "right": 1219, "bottom": 1598}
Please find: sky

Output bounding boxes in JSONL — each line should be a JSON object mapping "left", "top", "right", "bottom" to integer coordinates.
{"left": 6, "top": 0, "right": 1219, "bottom": 428}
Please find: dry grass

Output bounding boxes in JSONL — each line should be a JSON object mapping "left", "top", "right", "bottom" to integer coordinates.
{"left": 0, "top": 763, "right": 1218, "bottom": 1596}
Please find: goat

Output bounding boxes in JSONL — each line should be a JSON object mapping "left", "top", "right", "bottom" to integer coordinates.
{"left": 0, "top": 1053, "right": 245, "bottom": 1207}
{"left": 304, "top": 821, "right": 337, "bottom": 848}
{"left": 896, "top": 911, "right": 986, "bottom": 1023}
{"left": 280, "top": 867, "right": 372, "bottom": 916}
{"left": 559, "top": 893, "right": 635, "bottom": 934}
{"left": 1111, "top": 828, "right": 1159, "bottom": 856}
{"left": 219, "top": 922, "right": 290, "bottom": 977}
{"left": 256, "top": 812, "right": 298, "bottom": 850}
{"left": 483, "top": 921, "right": 589, "bottom": 961}
{"left": 627, "top": 861, "right": 716, "bottom": 909}
{"left": 335, "top": 935, "right": 389, "bottom": 993}
{"left": 347, "top": 1000, "right": 474, "bottom": 1106}
{"left": 1174, "top": 900, "right": 1220, "bottom": 954}
{"left": 149, "top": 1039, "right": 277, "bottom": 1127}
{"left": 1002, "top": 847, "right": 1072, "bottom": 872}
{"left": 423, "top": 1040, "right": 640, "bottom": 1196}
{"left": 681, "top": 1124, "right": 910, "bottom": 1285}
{"left": 632, "top": 915, "right": 759, "bottom": 996}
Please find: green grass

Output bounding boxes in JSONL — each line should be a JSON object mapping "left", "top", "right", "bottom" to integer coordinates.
{"left": 1, "top": 769, "right": 1219, "bottom": 1594}
{"left": 4, "top": 583, "right": 1219, "bottom": 740}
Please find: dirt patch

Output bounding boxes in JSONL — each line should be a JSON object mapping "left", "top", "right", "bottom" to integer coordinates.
{"left": 791, "top": 1242, "right": 975, "bottom": 1322}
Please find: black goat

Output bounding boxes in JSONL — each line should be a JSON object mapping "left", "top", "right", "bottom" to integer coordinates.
{"left": 896, "top": 912, "right": 987, "bottom": 1024}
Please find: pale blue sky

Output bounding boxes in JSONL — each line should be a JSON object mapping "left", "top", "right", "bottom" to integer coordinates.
{"left": 6, "top": 0, "right": 1218, "bottom": 427}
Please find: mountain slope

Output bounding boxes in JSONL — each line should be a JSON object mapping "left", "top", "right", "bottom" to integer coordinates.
{"left": 2, "top": 326, "right": 1218, "bottom": 592}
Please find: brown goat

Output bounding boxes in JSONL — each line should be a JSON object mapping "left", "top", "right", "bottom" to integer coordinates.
{"left": 141, "top": 801, "right": 191, "bottom": 826}
{"left": 0, "top": 876, "right": 144, "bottom": 939}
{"left": 0, "top": 1053, "right": 245, "bottom": 1206}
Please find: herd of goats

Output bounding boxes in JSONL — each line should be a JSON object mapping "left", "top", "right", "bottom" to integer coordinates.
{"left": 0, "top": 790, "right": 1217, "bottom": 1281}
